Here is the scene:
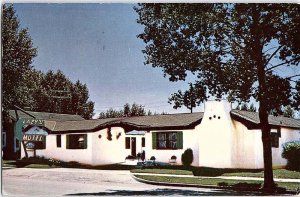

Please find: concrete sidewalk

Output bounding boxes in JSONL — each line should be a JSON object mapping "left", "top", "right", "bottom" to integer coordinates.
{"left": 131, "top": 172, "right": 300, "bottom": 183}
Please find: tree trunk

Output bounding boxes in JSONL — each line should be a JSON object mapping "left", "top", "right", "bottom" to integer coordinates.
{"left": 252, "top": 5, "right": 275, "bottom": 191}
{"left": 259, "top": 104, "right": 275, "bottom": 190}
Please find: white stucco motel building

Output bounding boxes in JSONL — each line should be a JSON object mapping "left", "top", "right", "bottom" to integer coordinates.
{"left": 19, "top": 100, "right": 300, "bottom": 169}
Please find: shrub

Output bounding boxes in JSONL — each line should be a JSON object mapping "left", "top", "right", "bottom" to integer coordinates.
{"left": 150, "top": 156, "right": 156, "bottom": 161}
{"left": 181, "top": 148, "right": 193, "bottom": 168}
{"left": 171, "top": 155, "right": 177, "bottom": 160}
{"left": 141, "top": 151, "right": 145, "bottom": 161}
{"left": 125, "top": 155, "right": 136, "bottom": 160}
{"left": 282, "top": 141, "right": 300, "bottom": 171}
{"left": 137, "top": 153, "right": 141, "bottom": 161}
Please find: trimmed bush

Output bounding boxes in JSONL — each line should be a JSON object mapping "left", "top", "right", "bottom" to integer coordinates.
{"left": 181, "top": 148, "right": 193, "bottom": 168}
{"left": 282, "top": 141, "right": 300, "bottom": 171}
{"left": 150, "top": 156, "right": 156, "bottom": 161}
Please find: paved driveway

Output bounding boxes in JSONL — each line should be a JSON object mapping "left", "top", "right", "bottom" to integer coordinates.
{"left": 2, "top": 168, "right": 279, "bottom": 196}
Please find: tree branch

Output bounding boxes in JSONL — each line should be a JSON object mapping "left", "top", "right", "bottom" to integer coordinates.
{"left": 264, "top": 46, "right": 279, "bottom": 54}
{"left": 266, "top": 57, "right": 300, "bottom": 72}
{"left": 286, "top": 74, "right": 300, "bottom": 80}
{"left": 264, "top": 46, "right": 283, "bottom": 67}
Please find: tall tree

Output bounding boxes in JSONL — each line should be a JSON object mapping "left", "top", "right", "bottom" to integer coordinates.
{"left": 135, "top": 3, "right": 300, "bottom": 190}
{"left": 168, "top": 83, "right": 206, "bottom": 113}
{"left": 32, "top": 70, "right": 95, "bottom": 119}
{"left": 98, "top": 103, "right": 153, "bottom": 119}
{"left": 2, "top": 4, "right": 38, "bottom": 111}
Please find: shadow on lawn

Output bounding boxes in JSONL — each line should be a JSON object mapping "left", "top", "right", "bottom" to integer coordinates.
{"left": 191, "top": 167, "right": 263, "bottom": 177}
{"left": 66, "top": 188, "right": 271, "bottom": 196}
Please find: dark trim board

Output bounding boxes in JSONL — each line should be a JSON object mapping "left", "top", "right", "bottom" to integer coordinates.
{"left": 48, "top": 119, "right": 203, "bottom": 134}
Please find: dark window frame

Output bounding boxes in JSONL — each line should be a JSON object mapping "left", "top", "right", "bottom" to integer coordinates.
{"left": 125, "top": 137, "right": 130, "bottom": 149}
{"left": 35, "top": 140, "right": 46, "bottom": 150}
{"left": 271, "top": 133, "right": 279, "bottom": 148}
{"left": 57, "top": 135, "right": 61, "bottom": 148}
{"left": 156, "top": 132, "right": 177, "bottom": 150}
{"left": 2, "top": 132, "right": 6, "bottom": 148}
{"left": 142, "top": 137, "right": 145, "bottom": 147}
{"left": 66, "top": 134, "right": 87, "bottom": 149}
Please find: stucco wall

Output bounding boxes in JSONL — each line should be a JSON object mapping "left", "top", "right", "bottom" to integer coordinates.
{"left": 21, "top": 127, "right": 129, "bottom": 165}
{"left": 145, "top": 129, "right": 199, "bottom": 166}
{"left": 21, "top": 133, "right": 93, "bottom": 164}
{"left": 272, "top": 128, "right": 300, "bottom": 167}
{"left": 197, "top": 100, "right": 235, "bottom": 168}
{"left": 231, "top": 121, "right": 300, "bottom": 169}
{"left": 91, "top": 127, "right": 127, "bottom": 165}
{"left": 231, "top": 121, "right": 262, "bottom": 168}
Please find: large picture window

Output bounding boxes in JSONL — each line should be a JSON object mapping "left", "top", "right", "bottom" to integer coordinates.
{"left": 35, "top": 140, "right": 46, "bottom": 149}
{"left": 66, "top": 134, "right": 87, "bottom": 149}
{"left": 153, "top": 132, "right": 182, "bottom": 149}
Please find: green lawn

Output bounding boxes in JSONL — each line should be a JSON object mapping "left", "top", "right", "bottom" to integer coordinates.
{"left": 2, "top": 160, "right": 17, "bottom": 167}
{"left": 134, "top": 175, "right": 300, "bottom": 191}
{"left": 131, "top": 168, "right": 193, "bottom": 175}
{"left": 132, "top": 167, "right": 300, "bottom": 179}
{"left": 223, "top": 169, "right": 300, "bottom": 179}
{"left": 25, "top": 164, "right": 54, "bottom": 168}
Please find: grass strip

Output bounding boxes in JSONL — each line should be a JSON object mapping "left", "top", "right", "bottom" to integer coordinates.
{"left": 134, "top": 175, "right": 300, "bottom": 191}
{"left": 131, "top": 168, "right": 193, "bottom": 175}
{"left": 132, "top": 167, "right": 300, "bottom": 179}
{"left": 25, "top": 164, "right": 54, "bottom": 168}
{"left": 223, "top": 169, "right": 300, "bottom": 179}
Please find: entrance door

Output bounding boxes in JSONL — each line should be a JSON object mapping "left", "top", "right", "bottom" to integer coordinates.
{"left": 131, "top": 137, "right": 136, "bottom": 157}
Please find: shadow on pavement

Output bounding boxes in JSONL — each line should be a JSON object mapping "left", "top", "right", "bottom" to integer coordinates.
{"left": 66, "top": 188, "right": 272, "bottom": 196}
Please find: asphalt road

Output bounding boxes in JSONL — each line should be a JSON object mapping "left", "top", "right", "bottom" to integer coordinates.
{"left": 2, "top": 168, "right": 277, "bottom": 196}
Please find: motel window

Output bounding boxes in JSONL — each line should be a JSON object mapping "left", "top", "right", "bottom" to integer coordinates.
{"left": 152, "top": 132, "right": 183, "bottom": 149}
{"left": 66, "top": 134, "right": 87, "bottom": 149}
{"left": 2, "top": 132, "right": 6, "bottom": 148}
{"left": 142, "top": 137, "right": 145, "bottom": 147}
{"left": 271, "top": 133, "right": 279, "bottom": 148}
{"left": 57, "top": 135, "right": 61, "bottom": 148}
{"left": 125, "top": 137, "right": 130, "bottom": 149}
{"left": 15, "top": 138, "right": 20, "bottom": 150}
{"left": 35, "top": 140, "right": 46, "bottom": 150}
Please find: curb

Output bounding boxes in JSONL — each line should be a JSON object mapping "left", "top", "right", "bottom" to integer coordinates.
{"left": 131, "top": 174, "right": 298, "bottom": 195}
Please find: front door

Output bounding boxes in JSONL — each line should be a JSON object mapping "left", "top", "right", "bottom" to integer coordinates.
{"left": 131, "top": 137, "right": 136, "bottom": 157}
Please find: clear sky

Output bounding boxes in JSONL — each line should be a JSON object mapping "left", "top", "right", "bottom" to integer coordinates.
{"left": 13, "top": 3, "right": 200, "bottom": 117}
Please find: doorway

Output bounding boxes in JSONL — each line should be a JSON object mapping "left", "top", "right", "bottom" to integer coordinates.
{"left": 131, "top": 137, "right": 136, "bottom": 157}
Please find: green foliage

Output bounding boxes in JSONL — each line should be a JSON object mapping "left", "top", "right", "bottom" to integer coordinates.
{"left": 98, "top": 103, "right": 153, "bottom": 119}
{"left": 31, "top": 70, "right": 95, "bottom": 119}
{"left": 2, "top": 4, "right": 38, "bottom": 111}
{"left": 282, "top": 141, "right": 300, "bottom": 171}
{"left": 282, "top": 106, "right": 295, "bottom": 118}
{"left": 150, "top": 156, "right": 156, "bottom": 161}
{"left": 181, "top": 148, "right": 193, "bottom": 168}
{"left": 135, "top": 4, "right": 300, "bottom": 188}
{"left": 168, "top": 83, "right": 206, "bottom": 113}
{"left": 236, "top": 103, "right": 257, "bottom": 112}
{"left": 292, "top": 81, "right": 300, "bottom": 110}
{"left": 2, "top": 5, "right": 95, "bottom": 119}
{"left": 135, "top": 3, "right": 299, "bottom": 109}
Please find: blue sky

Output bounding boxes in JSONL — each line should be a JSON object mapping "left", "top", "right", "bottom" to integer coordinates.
{"left": 12, "top": 3, "right": 299, "bottom": 118}
{"left": 14, "top": 3, "right": 198, "bottom": 117}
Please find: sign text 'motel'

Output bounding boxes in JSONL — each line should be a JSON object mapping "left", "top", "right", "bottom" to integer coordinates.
{"left": 23, "top": 134, "right": 45, "bottom": 142}
{"left": 15, "top": 118, "right": 45, "bottom": 140}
